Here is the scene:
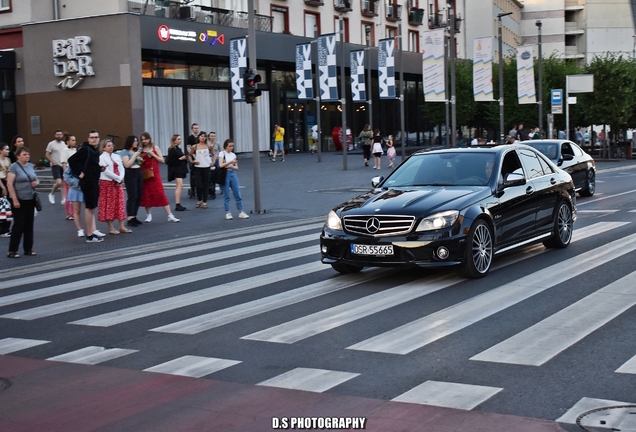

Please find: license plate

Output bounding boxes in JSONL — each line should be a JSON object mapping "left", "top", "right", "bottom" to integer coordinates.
{"left": 351, "top": 244, "right": 394, "bottom": 256}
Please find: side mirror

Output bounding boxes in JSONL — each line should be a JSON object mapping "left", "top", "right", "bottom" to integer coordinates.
{"left": 502, "top": 172, "right": 525, "bottom": 188}
{"left": 562, "top": 153, "right": 574, "bottom": 161}
{"left": 371, "top": 176, "right": 384, "bottom": 188}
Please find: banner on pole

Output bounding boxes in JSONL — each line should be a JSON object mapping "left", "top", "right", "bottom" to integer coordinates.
{"left": 296, "top": 43, "right": 314, "bottom": 100}
{"left": 350, "top": 50, "right": 366, "bottom": 102}
{"left": 318, "top": 34, "right": 339, "bottom": 102}
{"left": 473, "top": 37, "right": 494, "bottom": 101}
{"left": 378, "top": 38, "right": 396, "bottom": 99}
{"left": 516, "top": 45, "right": 536, "bottom": 104}
{"left": 422, "top": 30, "right": 445, "bottom": 102}
{"left": 230, "top": 37, "right": 247, "bottom": 102}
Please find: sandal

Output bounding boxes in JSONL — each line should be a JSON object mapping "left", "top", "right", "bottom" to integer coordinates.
{"left": 120, "top": 228, "right": 132, "bottom": 234}
{"left": 195, "top": 201, "right": 202, "bottom": 208}
{"left": 201, "top": 203, "right": 208, "bottom": 209}
{"left": 24, "top": 251, "right": 36, "bottom": 256}
{"left": 65, "top": 215, "right": 74, "bottom": 220}
{"left": 109, "top": 230, "right": 120, "bottom": 235}
{"left": 7, "top": 252, "right": 20, "bottom": 258}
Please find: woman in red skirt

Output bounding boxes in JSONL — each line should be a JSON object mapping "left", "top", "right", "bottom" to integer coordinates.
{"left": 139, "top": 132, "right": 180, "bottom": 223}
{"left": 98, "top": 139, "right": 131, "bottom": 234}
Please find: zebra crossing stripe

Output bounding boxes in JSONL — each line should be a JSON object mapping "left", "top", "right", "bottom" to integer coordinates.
{"left": 143, "top": 355, "right": 241, "bottom": 378}
{"left": 151, "top": 268, "right": 395, "bottom": 335}
{"left": 257, "top": 367, "right": 360, "bottom": 393}
{"left": 347, "top": 232, "right": 636, "bottom": 355}
{"left": 242, "top": 222, "right": 625, "bottom": 345}
{"left": 1, "top": 246, "right": 317, "bottom": 320}
{"left": 0, "top": 223, "right": 323, "bottom": 290}
{"left": 470, "top": 270, "right": 636, "bottom": 366}
{"left": 46, "top": 346, "right": 138, "bottom": 365}
{"left": 391, "top": 380, "right": 503, "bottom": 410}
{"left": 0, "top": 337, "right": 50, "bottom": 354}
{"left": 615, "top": 354, "right": 636, "bottom": 374}
{"left": 70, "top": 261, "right": 325, "bottom": 327}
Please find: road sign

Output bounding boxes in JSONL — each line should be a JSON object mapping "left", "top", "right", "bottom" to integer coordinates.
{"left": 551, "top": 89, "right": 563, "bottom": 114}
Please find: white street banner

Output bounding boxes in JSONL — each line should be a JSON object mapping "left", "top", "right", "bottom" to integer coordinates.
{"left": 230, "top": 37, "right": 247, "bottom": 102}
{"left": 378, "top": 38, "right": 395, "bottom": 99}
{"left": 350, "top": 50, "right": 366, "bottom": 102}
{"left": 318, "top": 34, "right": 338, "bottom": 102}
{"left": 473, "top": 37, "right": 494, "bottom": 101}
{"left": 516, "top": 45, "right": 536, "bottom": 104}
{"left": 296, "top": 43, "right": 313, "bottom": 100}
{"left": 422, "top": 30, "right": 445, "bottom": 102}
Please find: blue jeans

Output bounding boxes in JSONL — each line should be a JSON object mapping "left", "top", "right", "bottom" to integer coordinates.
{"left": 222, "top": 170, "right": 243, "bottom": 212}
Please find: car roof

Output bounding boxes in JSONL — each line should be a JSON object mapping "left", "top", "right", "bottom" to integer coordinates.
{"left": 410, "top": 143, "right": 538, "bottom": 156}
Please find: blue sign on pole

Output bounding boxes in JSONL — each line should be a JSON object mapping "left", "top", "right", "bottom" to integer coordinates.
{"left": 551, "top": 89, "right": 563, "bottom": 104}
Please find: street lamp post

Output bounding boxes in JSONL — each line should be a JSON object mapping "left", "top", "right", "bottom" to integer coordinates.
{"left": 338, "top": 3, "right": 347, "bottom": 170}
{"left": 536, "top": 20, "right": 543, "bottom": 137}
{"left": 449, "top": 4, "right": 457, "bottom": 147}
{"left": 398, "top": 19, "right": 406, "bottom": 161}
{"left": 365, "top": 26, "right": 372, "bottom": 127}
{"left": 497, "top": 12, "right": 512, "bottom": 145}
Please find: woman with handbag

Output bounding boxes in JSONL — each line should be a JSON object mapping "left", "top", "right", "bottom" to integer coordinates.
{"left": 98, "top": 139, "right": 130, "bottom": 235}
{"left": 188, "top": 131, "right": 214, "bottom": 209}
{"left": 358, "top": 124, "right": 373, "bottom": 167}
{"left": 166, "top": 134, "right": 188, "bottom": 212}
{"left": 120, "top": 135, "right": 144, "bottom": 226}
{"left": 138, "top": 132, "right": 180, "bottom": 223}
{"left": 6, "top": 147, "right": 38, "bottom": 258}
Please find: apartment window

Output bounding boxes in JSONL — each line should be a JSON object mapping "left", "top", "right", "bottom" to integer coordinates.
{"left": 0, "top": 0, "right": 11, "bottom": 12}
{"left": 334, "top": 16, "right": 350, "bottom": 42}
{"left": 408, "top": 0, "right": 419, "bottom": 8}
{"left": 272, "top": 5, "right": 289, "bottom": 34}
{"left": 362, "top": 22, "right": 374, "bottom": 46}
{"left": 408, "top": 31, "right": 419, "bottom": 52}
{"left": 305, "top": 12, "right": 319, "bottom": 37}
{"left": 386, "top": 26, "right": 397, "bottom": 39}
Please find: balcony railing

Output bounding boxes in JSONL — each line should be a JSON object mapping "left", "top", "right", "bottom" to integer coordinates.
{"left": 386, "top": 3, "right": 402, "bottom": 21}
{"left": 408, "top": 7, "right": 424, "bottom": 25}
{"left": 362, "top": 0, "right": 379, "bottom": 16}
{"left": 304, "top": 0, "right": 325, "bottom": 5}
{"left": 128, "top": 1, "right": 273, "bottom": 32}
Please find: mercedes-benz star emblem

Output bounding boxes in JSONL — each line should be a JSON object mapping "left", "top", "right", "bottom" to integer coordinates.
{"left": 366, "top": 217, "right": 381, "bottom": 234}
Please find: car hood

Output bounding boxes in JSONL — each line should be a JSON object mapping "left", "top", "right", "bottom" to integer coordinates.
{"left": 334, "top": 186, "right": 490, "bottom": 216}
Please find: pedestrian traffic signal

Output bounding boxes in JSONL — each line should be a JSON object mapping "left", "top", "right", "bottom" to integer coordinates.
{"left": 243, "top": 69, "right": 261, "bottom": 104}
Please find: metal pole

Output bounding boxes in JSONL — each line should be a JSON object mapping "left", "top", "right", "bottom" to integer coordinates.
{"left": 339, "top": 8, "right": 348, "bottom": 170}
{"left": 449, "top": 4, "right": 457, "bottom": 147}
{"left": 497, "top": 12, "right": 512, "bottom": 145}
{"left": 248, "top": 0, "right": 261, "bottom": 213}
{"left": 536, "top": 20, "right": 543, "bottom": 137}
{"left": 444, "top": 30, "right": 450, "bottom": 146}
{"left": 313, "top": 38, "right": 322, "bottom": 162}
{"left": 565, "top": 76, "right": 570, "bottom": 144}
{"left": 366, "top": 28, "right": 373, "bottom": 127}
{"left": 399, "top": 20, "right": 406, "bottom": 161}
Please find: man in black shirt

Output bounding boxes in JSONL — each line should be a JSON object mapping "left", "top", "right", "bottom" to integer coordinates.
{"left": 186, "top": 123, "right": 199, "bottom": 198}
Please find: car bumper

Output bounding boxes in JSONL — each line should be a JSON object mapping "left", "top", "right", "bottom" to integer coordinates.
{"left": 320, "top": 228, "right": 466, "bottom": 268}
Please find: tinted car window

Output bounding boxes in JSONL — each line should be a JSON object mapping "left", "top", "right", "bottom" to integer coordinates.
{"left": 536, "top": 153, "right": 554, "bottom": 174}
{"left": 501, "top": 150, "right": 523, "bottom": 178}
{"left": 518, "top": 149, "right": 545, "bottom": 179}
{"left": 561, "top": 142, "right": 574, "bottom": 156}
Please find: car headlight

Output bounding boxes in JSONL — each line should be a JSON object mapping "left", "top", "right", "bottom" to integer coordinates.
{"left": 415, "top": 210, "right": 459, "bottom": 232}
{"left": 325, "top": 210, "right": 343, "bottom": 231}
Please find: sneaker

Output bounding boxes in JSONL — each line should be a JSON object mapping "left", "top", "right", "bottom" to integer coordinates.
{"left": 270, "top": 158, "right": 276, "bottom": 162}
{"left": 85, "top": 235, "right": 103, "bottom": 243}
{"left": 281, "top": 158, "right": 285, "bottom": 162}
{"left": 167, "top": 214, "right": 180, "bottom": 223}
{"left": 93, "top": 230, "right": 106, "bottom": 238}
{"left": 0, "top": 232, "right": 11, "bottom": 238}
{"left": 226, "top": 212, "right": 233, "bottom": 220}
{"left": 175, "top": 204, "right": 187, "bottom": 211}
{"left": 48, "top": 193, "right": 55, "bottom": 204}
{"left": 144, "top": 214, "right": 152, "bottom": 223}
{"left": 238, "top": 211, "right": 249, "bottom": 219}
{"left": 77, "top": 229, "right": 85, "bottom": 237}
{"left": 60, "top": 199, "right": 66, "bottom": 205}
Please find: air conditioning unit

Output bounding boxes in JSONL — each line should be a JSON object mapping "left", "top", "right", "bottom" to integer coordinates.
{"left": 179, "top": 6, "right": 195, "bottom": 20}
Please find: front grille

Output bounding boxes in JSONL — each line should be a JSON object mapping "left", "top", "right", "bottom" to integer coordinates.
{"left": 343, "top": 215, "right": 416, "bottom": 237}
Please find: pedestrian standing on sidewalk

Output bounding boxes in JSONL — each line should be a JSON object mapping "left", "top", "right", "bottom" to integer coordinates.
{"left": 386, "top": 134, "right": 396, "bottom": 168}
{"left": 139, "top": 132, "right": 180, "bottom": 224}
{"left": 46, "top": 129, "right": 66, "bottom": 205}
{"left": 69, "top": 130, "right": 106, "bottom": 243}
{"left": 359, "top": 124, "right": 373, "bottom": 167}
{"left": 186, "top": 123, "right": 199, "bottom": 198}
{"left": 6, "top": 147, "right": 39, "bottom": 257}
{"left": 372, "top": 129, "right": 384, "bottom": 169}
{"left": 166, "top": 134, "right": 188, "bottom": 212}
{"left": 120, "top": 135, "right": 144, "bottom": 226}
{"left": 98, "top": 139, "right": 130, "bottom": 235}
{"left": 208, "top": 131, "right": 219, "bottom": 199}
{"left": 8, "top": 135, "right": 24, "bottom": 164}
{"left": 188, "top": 131, "right": 214, "bottom": 209}
{"left": 0, "top": 143, "right": 12, "bottom": 238}
{"left": 219, "top": 139, "right": 249, "bottom": 220}
{"left": 271, "top": 124, "right": 285, "bottom": 162}
{"left": 61, "top": 133, "right": 77, "bottom": 221}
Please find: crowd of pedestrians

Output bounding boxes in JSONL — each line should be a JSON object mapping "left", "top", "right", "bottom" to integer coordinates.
{"left": 1, "top": 125, "right": 249, "bottom": 256}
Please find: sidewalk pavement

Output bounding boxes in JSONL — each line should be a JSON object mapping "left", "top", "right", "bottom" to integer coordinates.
{"left": 0, "top": 355, "right": 568, "bottom": 432}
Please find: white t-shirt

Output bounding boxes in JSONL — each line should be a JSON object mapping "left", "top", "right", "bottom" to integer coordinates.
{"left": 219, "top": 150, "right": 236, "bottom": 165}
{"left": 46, "top": 140, "right": 66, "bottom": 165}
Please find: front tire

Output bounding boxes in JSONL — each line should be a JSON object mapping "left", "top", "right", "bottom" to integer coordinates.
{"left": 543, "top": 202, "right": 573, "bottom": 249}
{"left": 579, "top": 169, "right": 595, "bottom": 197}
{"left": 331, "top": 262, "right": 364, "bottom": 274}
{"left": 459, "top": 219, "right": 493, "bottom": 279}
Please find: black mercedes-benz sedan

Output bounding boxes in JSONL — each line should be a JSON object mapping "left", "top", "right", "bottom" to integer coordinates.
{"left": 320, "top": 144, "right": 577, "bottom": 278}
{"left": 524, "top": 139, "right": 596, "bottom": 197}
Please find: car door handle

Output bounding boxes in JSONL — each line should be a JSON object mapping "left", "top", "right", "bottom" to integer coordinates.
{"left": 526, "top": 186, "right": 534, "bottom": 195}
{"left": 550, "top": 177, "right": 557, "bottom": 185}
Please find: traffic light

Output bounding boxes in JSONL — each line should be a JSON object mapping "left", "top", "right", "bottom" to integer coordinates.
{"left": 243, "top": 69, "right": 261, "bottom": 104}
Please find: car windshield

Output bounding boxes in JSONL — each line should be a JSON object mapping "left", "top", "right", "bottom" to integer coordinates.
{"left": 526, "top": 142, "right": 559, "bottom": 161}
{"left": 383, "top": 152, "right": 496, "bottom": 187}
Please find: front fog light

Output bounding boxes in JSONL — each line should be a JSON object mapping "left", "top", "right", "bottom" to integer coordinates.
{"left": 321, "top": 245, "right": 328, "bottom": 254}
{"left": 437, "top": 246, "right": 449, "bottom": 259}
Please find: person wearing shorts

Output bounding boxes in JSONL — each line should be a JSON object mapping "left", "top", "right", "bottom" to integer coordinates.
{"left": 46, "top": 129, "right": 66, "bottom": 204}
{"left": 271, "top": 124, "right": 285, "bottom": 162}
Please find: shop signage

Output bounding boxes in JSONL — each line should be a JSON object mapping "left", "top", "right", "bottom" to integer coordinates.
{"left": 52, "top": 36, "right": 95, "bottom": 90}
{"left": 158, "top": 24, "right": 225, "bottom": 46}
